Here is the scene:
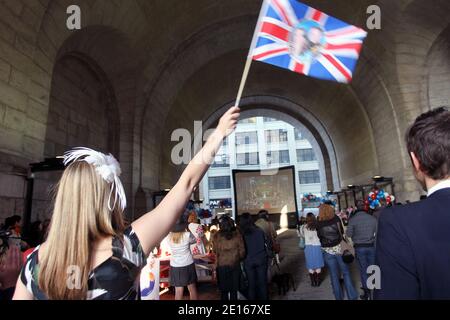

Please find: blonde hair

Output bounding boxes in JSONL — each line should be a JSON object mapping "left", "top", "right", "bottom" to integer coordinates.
{"left": 170, "top": 232, "right": 185, "bottom": 244}
{"left": 38, "top": 161, "right": 124, "bottom": 300}
{"left": 318, "top": 204, "right": 336, "bottom": 221}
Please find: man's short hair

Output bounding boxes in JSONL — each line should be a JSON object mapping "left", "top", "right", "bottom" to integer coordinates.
{"left": 406, "top": 107, "right": 450, "bottom": 180}
{"left": 258, "top": 209, "right": 269, "bottom": 220}
{"left": 355, "top": 200, "right": 365, "bottom": 211}
{"left": 4, "top": 215, "right": 21, "bottom": 229}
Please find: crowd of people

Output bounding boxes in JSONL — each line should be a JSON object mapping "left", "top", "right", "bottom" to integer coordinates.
{"left": 0, "top": 106, "right": 449, "bottom": 300}
{"left": 0, "top": 216, "right": 52, "bottom": 300}
{"left": 162, "top": 209, "right": 278, "bottom": 301}
{"left": 298, "top": 200, "right": 378, "bottom": 300}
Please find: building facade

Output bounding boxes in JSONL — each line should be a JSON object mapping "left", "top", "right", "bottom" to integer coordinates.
{"left": 200, "top": 116, "right": 326, "bottom": 218}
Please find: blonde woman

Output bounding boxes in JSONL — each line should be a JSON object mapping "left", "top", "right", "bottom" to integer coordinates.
{"left": 12, "top": 107, "right": 240, "bottom": 300}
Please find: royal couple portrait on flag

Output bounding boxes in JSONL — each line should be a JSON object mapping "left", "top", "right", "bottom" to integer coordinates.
{"left": 235, "top": 0, "right": 368, "bottom": 103}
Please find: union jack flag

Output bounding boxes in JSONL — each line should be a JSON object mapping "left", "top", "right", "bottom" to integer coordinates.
{"left": 250, "top": 0, "right": 367, "bottom": 83}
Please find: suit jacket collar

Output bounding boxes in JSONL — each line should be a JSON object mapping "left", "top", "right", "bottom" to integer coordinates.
{"left": 428, "top": 187, "right": 450, "bottom": 199}
{"left": 427, "top": 179, "right": 450, "bottom": 197}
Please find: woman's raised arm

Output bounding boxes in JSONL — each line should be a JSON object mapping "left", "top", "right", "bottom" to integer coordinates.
{"left": 132, "top": 107, "right": 240, "bottom": 255}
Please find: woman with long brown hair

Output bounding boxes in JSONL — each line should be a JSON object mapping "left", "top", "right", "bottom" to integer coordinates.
{"left": 316, "top": 203, "right": 358, "bottom": 300}
{"left": 213, "top": 216, "right": 245, "bottom": 301}
{"left": 12, "top": 107, "right": 240, "bottom": 300}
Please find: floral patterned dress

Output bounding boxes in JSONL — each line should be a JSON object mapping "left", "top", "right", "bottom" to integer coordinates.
{"left": 20, "top": 227, "right": 147, "bottom": 300}
{"left": 188, "top": 223, "right": 206, "bottom": 255}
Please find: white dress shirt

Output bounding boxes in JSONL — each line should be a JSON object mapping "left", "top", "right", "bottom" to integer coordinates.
{"left": 427, "top": 179, "right": 450, "bottom": 197}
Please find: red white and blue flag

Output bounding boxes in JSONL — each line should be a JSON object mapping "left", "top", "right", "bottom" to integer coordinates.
{"left": 250, "top": 0, "right": 367, "bottom": 83}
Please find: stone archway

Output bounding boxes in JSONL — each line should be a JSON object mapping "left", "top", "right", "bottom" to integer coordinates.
{"left": 32, "top": 23, "right": 141, "bottom": 220}
{"left": 156, "top": 46, "right": 379, "bottom": 197}
{"left": 199, "top": 96, "right": 341, "bottom": 193}
{"left": 2, "top": 0, "right": 449, "bottom": 221}
{"left": 33, "top": 52, "right": 121, "bottom": 221}
{"left": 45, "top": 52, "right": 120, "bottom": 157}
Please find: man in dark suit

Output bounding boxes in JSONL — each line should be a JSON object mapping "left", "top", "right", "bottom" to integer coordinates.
{"left": 375, "top": 107, "right": 450, "bottom": 299}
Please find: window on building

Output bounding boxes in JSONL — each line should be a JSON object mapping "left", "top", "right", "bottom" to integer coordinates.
{"left": 209, "top": 176, "right": 231, "bottom": 189}
{"left": 298, "top": 170, "right": 320, "bottom": 184}
{"left": 294, "top": 128, "right": 303, "bottom": 140}
{"left": 263, "top": 117, "right": 277, "bottom": 122}
{"left": 296, "top": 148, "right": 316, "bottom": 162}
{"left": 238, "top": 117, "right": 257, "bottom": 124}
{"left": 235, "top": 132, "right": 258, "bottom": 145}
{"left": 267, "top": 150, "right": 290, "bottom": 164}
{"left": 211, "top": 154, "right": 230, "bottom": 168}
{"left": 236, "top": 152, "right": 259, "bottom": 166}
{"left": 265, "top": 129, "right": 288, "bottom": 143}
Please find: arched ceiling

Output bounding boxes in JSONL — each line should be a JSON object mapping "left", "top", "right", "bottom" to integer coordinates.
{"left": 157, "top": 49, "right": 379, "bottom": 189}
{"left": 1, "top": 0, "right": 449, "bottom": 209}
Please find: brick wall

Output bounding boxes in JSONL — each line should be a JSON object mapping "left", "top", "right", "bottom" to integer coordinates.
{"left": 427, "top": 29, "right": 450, "bottom": 109}
{"left": 0, "top": 171, "right": 25, "bottom": 222}
{"left": 45, "top": 55, "right": 114, "bottom": 157}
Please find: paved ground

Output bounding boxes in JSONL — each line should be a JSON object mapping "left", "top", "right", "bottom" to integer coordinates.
{"left": 161, "top": 229, "right": 363, "bottom": 300}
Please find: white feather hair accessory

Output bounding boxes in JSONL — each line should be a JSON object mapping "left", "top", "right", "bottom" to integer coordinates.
{"left": 63, "top": 147, "right": 127, "bottom": 211}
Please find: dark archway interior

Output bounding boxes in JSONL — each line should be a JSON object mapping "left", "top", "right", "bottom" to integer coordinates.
{"left": 45, "top": 53, "right": 119, "bottom": 157}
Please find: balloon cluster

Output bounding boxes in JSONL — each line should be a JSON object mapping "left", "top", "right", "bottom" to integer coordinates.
{"left": 365, "top": 188, "right": 395, "bottom": 210}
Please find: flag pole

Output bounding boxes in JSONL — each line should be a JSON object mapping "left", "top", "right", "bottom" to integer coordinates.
{"left": 234, "top": 0, "right": 270, "bottom": 107}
